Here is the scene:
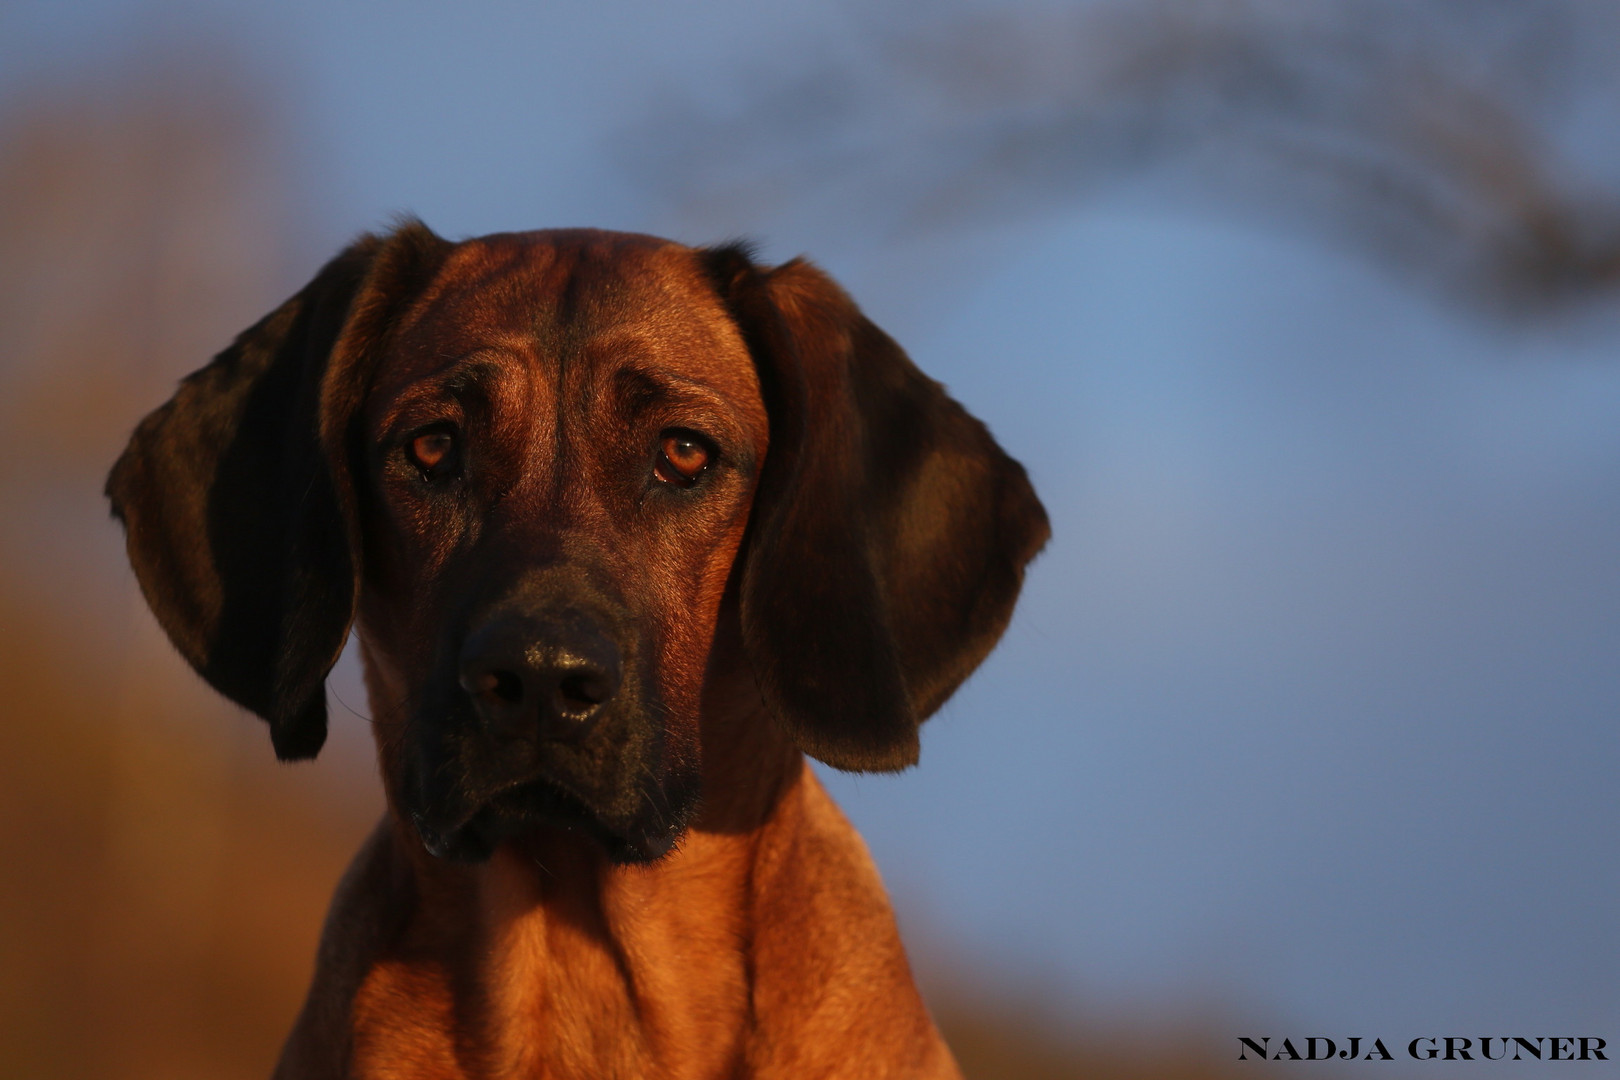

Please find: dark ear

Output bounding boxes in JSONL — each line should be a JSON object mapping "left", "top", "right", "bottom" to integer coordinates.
{"left": 106, "top": 221, "right": 451, "bottom": 760}
{"left": 705, "top": 246, "right": 1050, "bottom": 772}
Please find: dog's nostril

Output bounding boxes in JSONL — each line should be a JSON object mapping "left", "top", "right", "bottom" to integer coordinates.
{"left": 490, "top": 670, "right": 524, "bottom": 706}
{"left": 557, "top": 671, "right": 609, "bottom": 713}
{"left": 460, "top": 669, "right": 525, "bottom": 707}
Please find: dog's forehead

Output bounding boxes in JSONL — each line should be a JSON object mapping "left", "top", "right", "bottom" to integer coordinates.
{"left": 372, "top": 230, "right": 758, "bottom": 405}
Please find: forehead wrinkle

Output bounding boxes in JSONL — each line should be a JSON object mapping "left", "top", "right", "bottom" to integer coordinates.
{"left": 584, "top": 308, "right": 757, "bottom": 382}
{"left": 386, "top": 233, "right": 765, "bottom": 485}
{"left": 407, "top": 235, "right": 733, "bottom": 384}
{"left": 375, "top": 345, "right": 538, "bottom": 418}
{"left": 611, "top": 365, "right": 740, "bottom": 426}
{"left": 371, "top": 364, "right": 551, "bottom": 519}
{"left": 402, "top": 243, "right": 603, "bottom": 372}
{"left": 392, "top": 241, "right": 534, "bottom": 341}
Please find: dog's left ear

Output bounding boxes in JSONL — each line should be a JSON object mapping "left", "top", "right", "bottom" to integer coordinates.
{"left": 106, "top": 221, "right": 451, "bottom": 760}
{"left": 705, "top": 246, "right": 1050, "bottom": 772}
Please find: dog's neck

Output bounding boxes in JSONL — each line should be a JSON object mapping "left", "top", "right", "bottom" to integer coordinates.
{"left": 371, "top": 777, "right": 788, "bottom": 1076}
{"left": 300, "top": 633, "right": 955, "bottom": 1078}
{"left": 313, "top": 756, "right": 953, "bottom": 1078}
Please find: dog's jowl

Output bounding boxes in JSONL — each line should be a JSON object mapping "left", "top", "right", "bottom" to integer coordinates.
{"left": 107, "top": 224, "right": 1048, "bottom": 1079}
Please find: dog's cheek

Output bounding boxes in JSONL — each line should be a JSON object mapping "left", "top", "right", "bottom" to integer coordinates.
{"left": 355, "top": 628, "right": 416, "bottom": 807}
{"left": 356, "top": 571, "right": 463, "bottom": 781}
{"left": 649, "top": 534, "right": 734, "bottom": 707}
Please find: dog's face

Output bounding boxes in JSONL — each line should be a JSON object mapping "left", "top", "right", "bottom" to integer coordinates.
{"left": 354, "top": 234, "right": 768, "bottom": 861}
{"left": 106, "top": 222, "right": 1049, "bottom": 866}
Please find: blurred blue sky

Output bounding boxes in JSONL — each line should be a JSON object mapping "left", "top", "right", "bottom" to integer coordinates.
{"left": 6, "top": 0, "right": 1618, "bottom": 1062}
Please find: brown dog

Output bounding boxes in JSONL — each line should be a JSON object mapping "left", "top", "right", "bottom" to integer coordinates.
{"left": 107, "top": 223, "right": 1048, "bottom": 1078}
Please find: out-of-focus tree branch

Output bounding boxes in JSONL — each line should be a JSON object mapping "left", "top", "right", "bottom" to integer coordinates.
{"left": 621, "top": 0, "right": 1620, "bottom": 316}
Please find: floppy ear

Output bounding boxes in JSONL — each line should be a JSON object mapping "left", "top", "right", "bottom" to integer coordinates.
{"left": 106, "top": 221, "right": 451, "bottom": 760}
{"left": 705, "top": 246, "right": 1050, "bottom": 772}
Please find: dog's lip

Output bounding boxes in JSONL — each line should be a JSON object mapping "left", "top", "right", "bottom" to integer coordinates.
{"left": 410, "top": 809, "right": 465, "bottom": 860}
{"left": 409, "top": 775, "right": 681, "bottom": 863}
{"left": 407, "top": 775, "right": 573, "bottom": 860}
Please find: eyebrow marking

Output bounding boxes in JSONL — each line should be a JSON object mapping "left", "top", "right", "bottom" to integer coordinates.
{"left": 388, "top": 353, "right": 512, "bottom": 410}
{"left": 613, "top": 364, "right": 733, "bottom": 418}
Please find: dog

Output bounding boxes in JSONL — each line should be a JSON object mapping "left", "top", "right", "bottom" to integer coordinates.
{"left": 107, "top": 223, "right": 1048, "bottom": 1078}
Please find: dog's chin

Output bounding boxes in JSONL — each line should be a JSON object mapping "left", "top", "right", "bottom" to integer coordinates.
{"left": 410, "top": 778, "right": 690, "bottom": 866}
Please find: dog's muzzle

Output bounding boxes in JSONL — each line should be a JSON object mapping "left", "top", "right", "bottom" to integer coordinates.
{"left": 405, "top": 598, "right": 698, "bottom": 865}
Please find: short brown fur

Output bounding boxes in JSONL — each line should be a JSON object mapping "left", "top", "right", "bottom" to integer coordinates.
{"left": 107, "top": 224, "right": 1048, "bottom": 1078}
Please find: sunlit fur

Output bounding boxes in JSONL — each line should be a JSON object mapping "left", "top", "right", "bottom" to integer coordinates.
{"left": 107, "top": 223, "right": 1048, "bottom": 1078}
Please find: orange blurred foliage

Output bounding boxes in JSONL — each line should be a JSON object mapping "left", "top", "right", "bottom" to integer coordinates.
{"left": 0, "top": 58, "right": 1243, "bottom": 1080}
{"left": 0, "top": 64, "right": 383, "bottom": 1079}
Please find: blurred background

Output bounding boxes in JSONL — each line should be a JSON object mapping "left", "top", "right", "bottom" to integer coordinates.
{"left": 2, "top": 1, "right": 1617, "bottom": 1077}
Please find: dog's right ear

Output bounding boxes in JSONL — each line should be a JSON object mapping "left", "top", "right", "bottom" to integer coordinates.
{"left": 106, "top": 221, "right": 451, "bottom": 760}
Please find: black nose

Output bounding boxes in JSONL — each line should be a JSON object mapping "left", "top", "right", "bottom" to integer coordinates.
{"left": 458, "top": 614, "right": 622, "bottom": 742}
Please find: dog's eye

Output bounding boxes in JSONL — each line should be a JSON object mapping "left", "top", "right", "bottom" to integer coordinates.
{"left": 654, "top": 433, "right": 711, "bottom": 488}
{"left": 406, "top": 429, "right": 458, "bottom": 480}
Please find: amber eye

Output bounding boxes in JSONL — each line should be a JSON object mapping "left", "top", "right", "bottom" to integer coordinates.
{"left": 406, "top": 429, "right": 458, "bottom": 479}
{"left": 654, "top": 433, "right": 711, "bottom": 488}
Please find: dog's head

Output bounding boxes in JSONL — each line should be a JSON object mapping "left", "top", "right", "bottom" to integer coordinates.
{"left": 107, "top": 223, "right": 1048, "bottom": 863}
